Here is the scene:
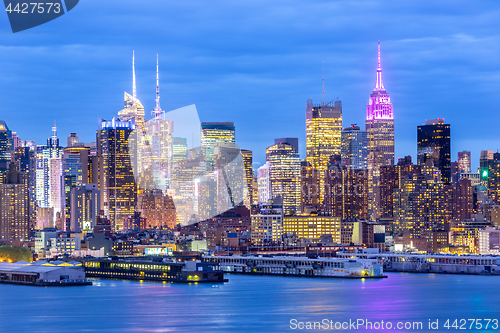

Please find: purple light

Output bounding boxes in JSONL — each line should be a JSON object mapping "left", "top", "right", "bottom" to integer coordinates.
{"left": 366, "top": 41, "right": 393, "bottom": 121}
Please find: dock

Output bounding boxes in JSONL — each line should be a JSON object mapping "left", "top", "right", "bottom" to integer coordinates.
{"left": 203, "top": 255, "right": 386, "bottom": 279}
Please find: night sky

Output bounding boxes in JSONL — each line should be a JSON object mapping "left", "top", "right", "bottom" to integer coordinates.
{"left": 0, "top": 0, "right": 499, "bottom": 170}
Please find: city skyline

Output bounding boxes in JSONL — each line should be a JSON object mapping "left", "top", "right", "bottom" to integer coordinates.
{"left": 0, "top": 1, "right": 499, "bottom": 171}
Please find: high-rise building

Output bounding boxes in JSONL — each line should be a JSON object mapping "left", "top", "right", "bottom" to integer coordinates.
{"left": 458, "top": 151, "right": 471, "bottom": 174}
{"left": 379, "top": 157, "right": 421, "bottom": 218}
{"left": 417, "top": 118, "right": 451, "bottom": 185}
{"left": 12, "top": 146, "right": 36, "bottom": 228}
{"left": 365, "top": 41, "right": 395, "bottom": 220}
{"left": 0, "top": 163, "right": 29, "bottom": 240}
{"left": 69, "top": 184, "right": 100, "bottom": 232}
{"left": 300, "top": 160, "right": 320, "bottom": 213}
{"left": 274, "top": 138, "right": 298, "bottom": 154}
{"left": 266, "top": 142, "right": 301, "bottom": 213}
{"left": 365, "top": 41, "right": 395, "bottom": 166}
{"left": 172, "top": 137, "right": 188, "bottom": 164}
{"left": 251, "top": 202, "right": 283, "bottom": 245}
{"left": 137, "top": 188, "right": 176, "bottom": 229}
{"left": 97, "top": 117, "right": 137, "bottom": 231}
{"left": 117, "top": 51, "right": 146, "bottom": 130}
{"left": 241, "top": 149, "right": 253, "bottom": 208}
{"left": 257, "top": 162, "right": 271, "bottom": 203}
{"left": 324, "top": 167, "right": 368, "bottom": 220}
{"left": 0, "top": 120, "right": 13, "bottom": 170}
{"left": 11, "top": 132, "right": 20, "bottom": 150}
{"left": 36, "top": 122, "right": 64, "bottom": 229}
{"left": 306, "top": 98, "right": 342, "bottom": 203}
{"left": 67, "top": 133, "right": 79, "bottom": 147}
{"left": 341, "top": 125, "right": 368, "bottom": 169}
{"left": 393, "top": 165, "right": 449, "bottom": 238}
{"left": 200, "top": 122, "right": 235, "bottom": 171}
{"left": 143, "top": 54, "right": 174, "bottom": 191}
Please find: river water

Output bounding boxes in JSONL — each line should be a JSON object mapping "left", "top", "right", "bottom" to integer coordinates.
{"left": 1, "top": 273, "right": 499, "bottom": 332}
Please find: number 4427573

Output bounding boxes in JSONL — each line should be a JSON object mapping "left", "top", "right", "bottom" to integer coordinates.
{"left": 443, "top": 319, "right": 498, "bottom": 330}
{"left": 6, "top": 2, "right": 61, "bottom": 14}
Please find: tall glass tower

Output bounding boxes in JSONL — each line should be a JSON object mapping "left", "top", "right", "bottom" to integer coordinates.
{"left": 306, "top": 98, "right": 343, "bottom": 204}
{"left": 97, "top": 118, "right": 137, "bottom": 231}
{"left": 0, "top": 120, "right": 13, "bottom": 170}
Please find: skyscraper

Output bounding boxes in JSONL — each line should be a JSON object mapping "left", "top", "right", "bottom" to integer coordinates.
{"left": 67, "top": 133, "right": 79, "bottom": 147}
{"left": 97, "top": 117, "right": 137, "bottom": 231}
{"left": 266, "top": 142, "right": 301, "bottom": 213}
{"left": 417, "top": 118, "right": 451, "bottom": 185}
{"left": 241, "top": 149, "right": 253, "bottom": 208}
{"left": 200, "top": 122, "right": 235, "bottom": 171}
{"left": 36, "top": 122, "right": 64, "bottom": 228}
{"left": 0, "top": 163, "right": 29, "bottom": 240}
{"left": 0, "top": 120, "right": 13, "bottom": 171}
{"left": 257, "top": 161, "right": 271, "bottom": 204}
{"left": 172, "top": 137, "right": 188, "bottom": 164}
{"left": 366, "top": 41, "right": 395, "bottom": 166}
{"left": 306, "top": 98, "right": 343, "bottom": 203}
{"left": 341, "top": 125, "right": 368, "bottom": 169}
{"left": 365, "top": 41, "right": 395, "bottom": 219}
{"left": 458, "top": 151, "right": 471, "bottom": 174}
{"left": 143, "top": 54, "right": 173, "bottom": 191}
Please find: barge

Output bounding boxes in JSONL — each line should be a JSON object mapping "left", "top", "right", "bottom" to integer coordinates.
{"left": 83, "top": 258, "right": 228, "bottom": 283}
{"left": 203, "top": 255, "right": 386, "bottom": 278}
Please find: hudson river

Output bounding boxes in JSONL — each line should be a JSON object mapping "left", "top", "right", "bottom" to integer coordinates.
{"left": 1, "top": 273, "right": 499, "bottom": 332}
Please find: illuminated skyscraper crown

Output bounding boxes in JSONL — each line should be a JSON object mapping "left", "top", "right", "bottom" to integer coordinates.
{"left": 366, "top": 41, "right": 393, "bottom": 121}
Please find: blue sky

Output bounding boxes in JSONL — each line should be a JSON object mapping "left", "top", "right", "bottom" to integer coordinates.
{"left": 0, "top": 0, "right": 499, "bottom": 170}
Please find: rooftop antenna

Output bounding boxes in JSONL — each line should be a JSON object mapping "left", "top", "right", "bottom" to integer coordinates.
{"left": 155, "top": 53, "right": 160, "bottom": 110}
{"left": 322, "top": 61, "right": 325, "bottom": 105}
{"left": 133, "top": 50, "right": 137, "bottom": 99}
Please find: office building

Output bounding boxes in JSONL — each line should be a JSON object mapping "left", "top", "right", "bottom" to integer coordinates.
{"left": 200, "top": 122, "right": 235, "bottom": 171}
{"left": 458, "top": 151, "right": 471, "bottom": 174}
{"left": 300, "top": 160, "right": 320, "bottom": 213}
{"left": 417, "top": 118, "right": 451, "bottom": 184}
{"left": 69, "top": 184, "right": 100, "bottom": 232}
{"left": 341, "top": 125, "right": 368, "bottom": 169}
{"left": 257, "top": 162, "right": 271, "bottom": 203}
{"left": 172, "top": 137, "right": 188, "bottom": 164}
{"left": 97, "top": 117, "right": 137, "bottom": 231}
{"left": 306, "top": 98, "right": 343, "bottom": 203}
{"left": 365, "top": 41, "right": 395, "bottom": 220}
{"left": 137, "top": 189, "right": 177, "bottom": 229}
{"left": 0, "top": 120, "right": 13, "bottom": 170}
{"left": 283, "top": 215, "right": 341, "bottom": 242}
{"left": 324, "top": 167, "right": 368, "bottom": 220}
{"left": 0, "top": 163, "right": 29, "bottom": 240}
{"left": 67, "top": 133, "right": 79, "bottom": 147}
{"left": 266, "top": 142, "right": 301, "bottom": 213}
{"left": 251, "top": 202, "right": 283, "bottom": 245}
{"left": 241, "top": 149, "right": 254, "bottom": 208}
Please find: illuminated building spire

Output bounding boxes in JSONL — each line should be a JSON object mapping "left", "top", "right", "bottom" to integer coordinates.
{"left": 133, "top": 50, "right": 137, "bottom": 99}
{"left": 52, "top": 120, "right": 57, "bottom": 141}
{"left": 151, "top": 53, "right": 163, "bottom": 119}
{"left": 375, "top": 40, "right": 385, "bottom": 91}
{"left": 156, "top": 53, "right": 160, "bottom": 110}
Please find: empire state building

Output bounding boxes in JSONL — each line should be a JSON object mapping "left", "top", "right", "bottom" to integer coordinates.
{"left": 366, "top": 41, "right": 394, "bottom": 166}
{"left": 365, "top": 41, "right": 395, "bottom": 220}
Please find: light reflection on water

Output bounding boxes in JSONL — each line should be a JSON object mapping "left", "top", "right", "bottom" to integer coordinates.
{"left": 0, "top": 273, "right": 499, "bottom": 332}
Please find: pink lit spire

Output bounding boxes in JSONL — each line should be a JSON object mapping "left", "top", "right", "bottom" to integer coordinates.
{"left": 366, "top": 40, "right": 393, "bottom": 121}
{"left": 375, "top": 40, "right": 385, "bottom": 91}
